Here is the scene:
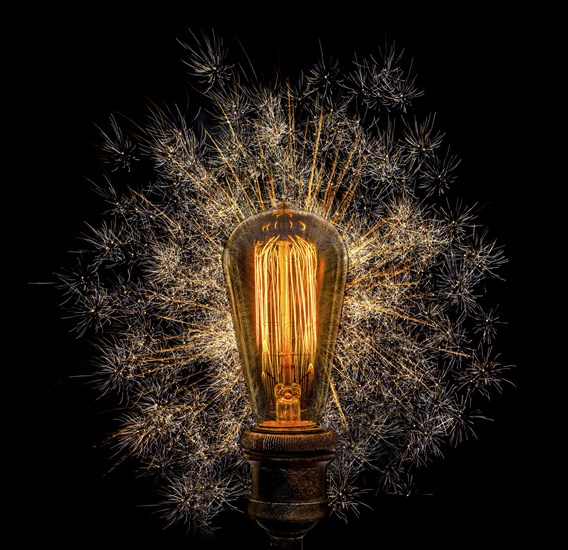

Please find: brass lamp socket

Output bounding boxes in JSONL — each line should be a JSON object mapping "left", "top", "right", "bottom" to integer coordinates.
{"left": 240, "top": 425, "right": 337, "bottom": 547}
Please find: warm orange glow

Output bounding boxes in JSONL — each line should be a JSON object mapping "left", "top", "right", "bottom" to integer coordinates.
{"left": 224, "top": 202, "right": 347, "bottom": 427}
{"left": 254, "top": 235, "right": 317, "bottom": 423}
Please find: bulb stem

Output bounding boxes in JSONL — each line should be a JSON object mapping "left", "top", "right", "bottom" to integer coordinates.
{"left": 266, "top": 533, "right": 304, "bottom": 549}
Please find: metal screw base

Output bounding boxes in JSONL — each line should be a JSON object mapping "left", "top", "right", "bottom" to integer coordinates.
{"left": 241, "top": 425, "right": 337, "bottom": 549}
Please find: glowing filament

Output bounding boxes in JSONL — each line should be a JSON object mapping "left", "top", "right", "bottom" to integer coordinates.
{"left": 254, "top": 235, "right": 317, "bottom": 422}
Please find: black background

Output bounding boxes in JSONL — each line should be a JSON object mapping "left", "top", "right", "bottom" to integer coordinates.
{"left": 5, "top": 4, "right": 560, "bottom": 548}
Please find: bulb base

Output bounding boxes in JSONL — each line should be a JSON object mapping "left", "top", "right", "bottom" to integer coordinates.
{"left": 240, "top": 425, "right": 337, "bottom": 544}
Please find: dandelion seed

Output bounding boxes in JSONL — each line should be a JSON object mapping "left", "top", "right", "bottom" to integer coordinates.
{"left": 97, "top": 114, "right": 139, "bottom": 172}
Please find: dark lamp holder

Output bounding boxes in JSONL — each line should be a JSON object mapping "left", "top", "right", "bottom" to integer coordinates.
{"left": 240, "top": 424, "right": 337, "bottom": 549}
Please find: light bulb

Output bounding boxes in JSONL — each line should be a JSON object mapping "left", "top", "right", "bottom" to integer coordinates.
{"left": 223, "top": 199, "right": 347, "bottom": 428}
{"left": 223, "top": 199, "right": 348, "bottom": 546}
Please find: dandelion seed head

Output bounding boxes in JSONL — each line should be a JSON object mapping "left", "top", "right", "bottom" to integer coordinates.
{"left": 58, "top": 30, "right": 512, "bottom": 533}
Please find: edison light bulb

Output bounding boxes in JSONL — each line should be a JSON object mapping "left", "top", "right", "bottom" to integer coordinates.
{"left": 223, "top": 199, "right": 348, "bottom": 430}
